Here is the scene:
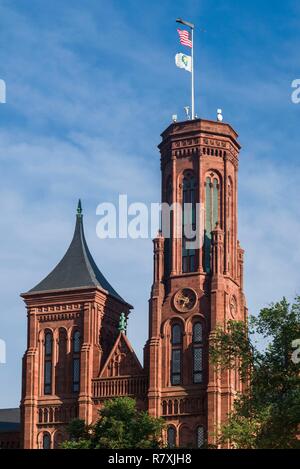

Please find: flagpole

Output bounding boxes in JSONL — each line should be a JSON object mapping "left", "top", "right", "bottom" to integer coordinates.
{"left": 176, "top": 18, "right": 196, "bottom": 120}
{"left": 191, "top": 26, "right": 195, "bottom": 120}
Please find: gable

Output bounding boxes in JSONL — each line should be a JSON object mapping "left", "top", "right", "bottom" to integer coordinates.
{"left": 100, "top": 333, "right": 144, "bottom": 378}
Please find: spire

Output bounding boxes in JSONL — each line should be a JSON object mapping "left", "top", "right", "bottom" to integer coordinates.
{"left": 27, "top": 201, "right": 130, "bottom": 307}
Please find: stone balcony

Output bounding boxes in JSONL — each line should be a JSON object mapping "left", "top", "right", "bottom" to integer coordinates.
{"left": 92, "top": 375, "right": 148, "bottom": 399}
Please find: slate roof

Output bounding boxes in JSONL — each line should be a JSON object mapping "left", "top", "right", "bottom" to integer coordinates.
{"left": 28, "top": 201, "right": 128, "bottom": 305}
{"left": 0, "top": 408, "right": 20, "bottom": 433}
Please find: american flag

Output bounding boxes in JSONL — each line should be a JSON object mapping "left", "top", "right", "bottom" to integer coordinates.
{"left": 177, "top": 28, "right": 192, "bottom": 48}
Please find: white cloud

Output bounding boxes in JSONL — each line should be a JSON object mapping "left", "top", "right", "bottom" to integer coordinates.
{"left": 240, "top": 153, "right": 300, "bottom": 314}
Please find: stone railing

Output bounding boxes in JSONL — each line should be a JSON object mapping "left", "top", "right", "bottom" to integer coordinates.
{"left": 92, "top": 375, "right": 148, "bottom": 399}
{"left": 38, "top": 405, "right": 78, "bottom": 424}
{"left": 161, "top": 397, "right": 204, "bottom": 416}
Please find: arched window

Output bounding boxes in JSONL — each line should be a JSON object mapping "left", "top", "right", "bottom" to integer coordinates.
{"left": 193, "top": 322, "right": 202, "bottom": 344}
{"left": 42, "top": 432, "right": 51, "bottom": 450}
{"left": 193, "top": 322, "right": 203, "bottom": 384}
{"left": 167, "top": 427, "right": 176, "bottom": 448}
{"left": 204, "top": 175, "right": 220, "bottom": 272}
{"left": 179, "top": 426, "right": 190, "bottom": 447}
{"left": 182, "top": 172, "right": 196, "bottom": 273}
{"left": 196, "top": 426, "right": 205, "bottom": 448}
{"left": 72, "top": 331, "right": 81, "bottom": 393}
{"left": 164, "top": 177, "right": 173, "bottom": 277}
{"left": 44, "top": 331, "right": 53, "bottom": 395}
{"left": 162, "top": 401, "right": 167, "bottom": 415}
{"left": 171, "top": 324, "right": 182, "bottom": 385}
{"left": 56, "top": 328, "right": 67, "bottom": 394}
{"left": 227, "top": 177, "right": 234, "bottom": 274}
{"left": 172, "top": 324, "right": 182, "bottom": 345}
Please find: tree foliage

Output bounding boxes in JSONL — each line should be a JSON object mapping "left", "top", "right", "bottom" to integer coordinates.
{"left": 210, "top": 297, "right": 300, "bottom": 449}
{"left": 61, "top": 397, "right": 165, "bottom": 449}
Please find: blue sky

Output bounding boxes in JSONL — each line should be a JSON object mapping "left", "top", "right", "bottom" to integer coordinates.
{"left": 0, "top": 0, "right": 300, "bottom": 407}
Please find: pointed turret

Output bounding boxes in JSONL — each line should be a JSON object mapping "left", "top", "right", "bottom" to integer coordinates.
{"left": 27, "top": 200, "right": 127, "bottom": 305}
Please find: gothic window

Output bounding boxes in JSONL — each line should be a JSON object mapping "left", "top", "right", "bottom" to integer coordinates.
{"left": 182, "top": 171, "right": 196, "bottom": 273}
{"left": 179, "top": 426, "right": 190, "bottom": 447}
{"left": 204, "top": 174, "right": 220, "bottom": 272}
{"left": 171, "top": 324, "right": 182, "bottom": 385}
{"left": 193, "top": 322, "right": 202, "bottom": 344}
{"left": 42, "top": 432, "right": 51, "bottom": 450}
{"left": 196, "top": 426, "right": 205, "bottom": 448}
{"left": 72, "top": 331, "right": 81, "bottom": 393}
{"left": 162, "top": 401, "right": 167, "bottom": 415}
{"left": 193, "top": 322, "right": 203, "bottom": 384}
{"left": 167, "top": 426, "right": 176, "bottom": 448}
{"left": 44, "top": 331, "right": 53, "bottom": 395}
{"left": 56, "top": 328, "right": 67, "bottom": 394}
{"left": 73, "top": 330, "right": 81, "bottom": 353}
{"left": 172, "top": 324, "right": 182, "bottom": 345}
{"left": 227, "top": 177, "right": 234, "bottom": 274}
{"left": 164, "top": 177, "right": 173, "bottom": 277}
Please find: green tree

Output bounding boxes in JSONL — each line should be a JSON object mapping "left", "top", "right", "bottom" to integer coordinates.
{"left": 210, "top": 297, "right": 300, "bottom": 449}
{"left": 61, "top": 397, "right": 165, "bottom": 449}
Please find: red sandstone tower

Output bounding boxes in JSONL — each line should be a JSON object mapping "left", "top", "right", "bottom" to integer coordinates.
{"left": 145, "top": 118, "right": 247, "bottom": 447}
{"left": 20, "top": 202, "right": 146, "bottom": 449}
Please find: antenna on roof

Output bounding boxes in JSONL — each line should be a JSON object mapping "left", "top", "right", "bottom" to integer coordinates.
{"left": 217, "top": 109, "right": 223, "bottom": 122}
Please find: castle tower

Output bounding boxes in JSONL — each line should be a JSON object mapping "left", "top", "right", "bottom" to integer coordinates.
{"left": 145, "top": 118, "right": 247, "bottom": 448}
{"left": 20, "top": 202, "right": 133, "bottom": 449}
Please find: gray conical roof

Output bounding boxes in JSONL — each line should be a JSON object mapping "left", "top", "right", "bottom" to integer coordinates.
{"left": 29, "top": 201, "right": 126, "bottom": 304}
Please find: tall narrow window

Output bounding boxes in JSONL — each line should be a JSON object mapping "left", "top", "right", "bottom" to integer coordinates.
{"left": 167, "top": 427, "right": 176, "bottom": 448}
{"left": 56, "top": 328, "right": 67, "bottom": 395}
{"left": 43, "top": 432, "right": 51, "bottom": 450}
{"left": 171, "top": 324, "right": 182, "bottom": 385}
{"left": 44, "top": 331, "right": 53, "bottom": 395}
{"left": 196, "top": 426, "right": 205, "bottom": 448}
{"left": 227, "top": 178, "right": 233, "bottom": 274}
{"left": 182, "top": 172, "right": 196, "bottom": 273}
{"left": 164, "top": 178, "right": 173, "bottom": 277}
{"left": 72, "top": 331, "right": 81, "bottom": 393}
{"left": 193, "top": 322, "right": 203, "bottom": 384}
{"left": 204, "top": 175, "right": 220, "bottom": 272}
